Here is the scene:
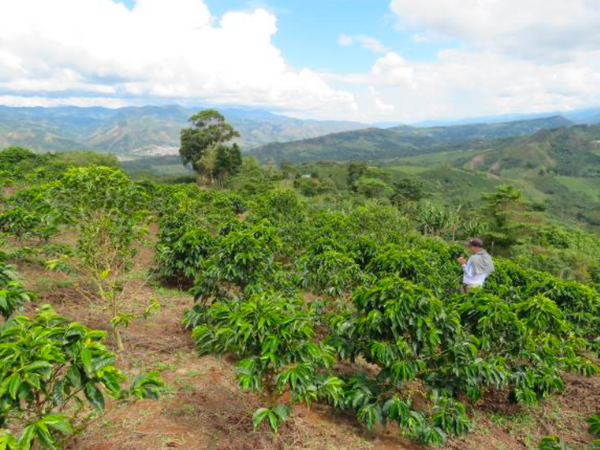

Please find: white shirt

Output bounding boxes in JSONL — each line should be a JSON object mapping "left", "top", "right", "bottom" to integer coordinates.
{"left": 462, "top": 258, "right": 488, "bottom": 286}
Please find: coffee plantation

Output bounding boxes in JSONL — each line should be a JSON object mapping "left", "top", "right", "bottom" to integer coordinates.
{"left": 1, "top": 145, "right": 600, "bottom": 448}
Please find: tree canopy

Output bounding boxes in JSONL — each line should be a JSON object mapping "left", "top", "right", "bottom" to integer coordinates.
{"left": 179, "top": 110, "right": 242, "bottom": 184}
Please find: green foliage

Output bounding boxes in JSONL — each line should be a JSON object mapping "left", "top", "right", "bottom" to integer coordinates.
{"left": 481, "top": 185, "right": 529, "bottom": 251}
{"left": 354, "top": 177, "right": 389, "bottom": 199}
{"left": 179, "top": 110, "right": 242, "bottom": 184}
{"left": 347, "top": 162, "right": 367, "bottom": 192}
{"left": 193, "top": 292, "right": 342, "bottom": 431}
{"left": 155, "top": 226, "right": 215, "bottom": 287}
{"left": 48, "top": 167, "right": 150, "bottom": 351}
{"left": 0, "top": 185, "right": 63, "bottom": 245}
{"left": 590, "top": 414, "right": 600, "bottom": 437}
{"left": 538, "top": 436, "right": 571, "bottom": 450}
{"left": 0, "top": 306, "right": 162, "bottom": 450}
{"left": 0, "top": 208, "right": 40, "bottom": 244}
{"left": 0, "top": 252, "right": 32, "bottom": 320}
{"left": 297, "top": 239, "right": 361, "bottom": 296}
{"left": 294, "top": 176, "right": 337, "bottom": 197}
{"left": 326, "top": 276, "right": 474, "bottom": 444}
{"left": 390, "top": 178, "right": 427, "bottom": 208}
{"left": 191, "top": 221, "right": 281, "bottom": 304}
{"left": 53, "top": 166, "right": 149, "bottom": 216}
{"left": 0, "top": 148, "right": 45, "bottom": 172}
{"left": 56, "top": 151, "right": 119, "bottom": 168}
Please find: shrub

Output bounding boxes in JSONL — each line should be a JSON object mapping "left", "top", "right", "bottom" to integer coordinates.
{"left": 0, "top": 252, "right": 32, "bottom": 319}
{"left": 192, "top": 292, "right": 342, "bottom": 431}
{"left": 297, "top": 248, "right": 361, "bottom": 296}
{"left": 191, "top": 221, "right": 281, "bottom": 304}
{"left": 327, "top": 276, "right": 475, "bottom": 444}
{"left": 0, "top": 306, "right": 162, "bottom": 449}
{"left": 155, "top": 226, "right": 215, "bottom": 287}
{"left": 453, "top": 290, "right": 597, "bottom": 403}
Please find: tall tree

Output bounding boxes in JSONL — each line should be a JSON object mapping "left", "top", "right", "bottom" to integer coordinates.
{"left": 347, "top": 162, "right": 367, "bottom": 192}
{"left": 390, "top": 178, "right": 427, "bottom": 209}
{"left": 179, "top": 110, "right": 241, "bottom": 184}
{"left": 481, "top": 185, "right": 527, "bottom": 252}
{"left": 214, "top": 143, "right": 243, "bottom": 185}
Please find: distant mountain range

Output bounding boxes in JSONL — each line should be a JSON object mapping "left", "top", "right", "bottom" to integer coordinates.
{"left": 2, "top": 104, "right": 600, "bottom": 162}
{"left": 0, "top": 105, "right": 366, "bottom": 155}
{"left": 251, "top": 115, "right": 575, "bottom": 163}
{"left": 411, "top": 107, "right": 600, "bottom": 127}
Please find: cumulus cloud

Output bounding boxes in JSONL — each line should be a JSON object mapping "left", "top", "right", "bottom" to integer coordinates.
{"left": 1, "top": 0, "right": 599, "bottom": 123}
{"left": 390, "top": 0, "right": 600, "bottom": 60}
{"left": 339, "top": 47, "right": 600, "bottom": 122}
{"left": 0, "top": 0, "right": 356, "bottom": 117}
{"left": 326, "top": 0, "right": 600, "bottom": 122}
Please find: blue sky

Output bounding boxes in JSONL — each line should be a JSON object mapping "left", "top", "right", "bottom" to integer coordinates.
{"left": 1, "top": 0, "right": 600, "bottom": 122}
{"left": 115, "top": 0, "right": 450, "bottom": 73}
{"left": 210, "top": 0, "right": 454, "bottom": 72}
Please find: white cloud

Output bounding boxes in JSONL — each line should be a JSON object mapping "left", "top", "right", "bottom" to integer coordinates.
{"left": 324, "top": 0, "right": 600, "bottom": 122}
{"left": 390, "top": 0, "right": 600, "bottom": 60}
{"left": 0, "top": 96, "right": 130, "bottom": 108}
{"left": 0, "top": 0, "right": 356, "bottom": 118}
{"left": 338, "top": 34, "right": 390, "bottom": 54}
{"left": 368, "top": 87, "right": 395, "bottom": 115}
{"left": 1, "top": 0, "right": 599, "bottom": 123}
{"left": 338, "top": 48, "right": 600, "bottom": 122}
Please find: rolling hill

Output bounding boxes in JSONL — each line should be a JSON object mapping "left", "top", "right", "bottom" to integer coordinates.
{"left": 0, "top": 105, "right": 366, "bottom": 155}
{"left": 463, "top": 124, "right": 600, "bottom": 177}
{"left": 251, "top": 115, "right": 574, "bottom": 163}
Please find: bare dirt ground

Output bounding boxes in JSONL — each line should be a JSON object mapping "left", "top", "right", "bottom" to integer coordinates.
{"left": 9, "top": 232, "right": 600, "bottom": 450}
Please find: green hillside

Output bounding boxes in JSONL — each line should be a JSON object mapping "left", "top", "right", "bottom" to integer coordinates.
{"left": 464, "top": 124, "right": 600, "bottom": 177}
{"left": 252, "top": 116, "right": 573, "bottom": 163}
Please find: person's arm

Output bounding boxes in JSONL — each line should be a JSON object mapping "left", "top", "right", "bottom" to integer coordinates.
{"left": 459, "top": 257, "right": 472, "bottom": 277}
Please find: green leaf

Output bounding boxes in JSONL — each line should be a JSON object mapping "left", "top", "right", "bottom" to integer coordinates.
{"left": 43, "top": 415, "right": 74, "bottom": 434}
{"left": 271, "top": 404, "right": 290, "bottom": 422}
{"left": 84, "top": 382, "right": 105, "bottom": 412}
{"left": 8, "top": 374, "right": 21, "bottom": 400}
{"left": 81, "top": 348, "right": 93, "bottom": 375}
{"left": 66, "top": 366, "right": 82, "bottom": 388}
{"left": 17, "top": 425, "right": 36, "bottom": 450}
{"left": 252, "top": 408, "right": 270, "bottom": 430}
{"left": 590, "top": 414, "right": 600, "bottom": 437}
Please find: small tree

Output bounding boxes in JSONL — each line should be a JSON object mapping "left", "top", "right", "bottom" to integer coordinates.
{"left": 355, "top": 177, "right": 389, "bottom": 199}
{"left": 179, "top": 110, "right": 242, "bottom": 185}
{"left": 0, "top": 306, "right": 162, "bottom": 449}
{"left": 481, "top": 185, "right": 528, "bottom": 252}
{"left": 49, "top": 167, "right": 152, "bottom": 351}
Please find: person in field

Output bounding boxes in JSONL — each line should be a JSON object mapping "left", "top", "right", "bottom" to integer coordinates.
{"left": 457, "top": 238, "right": 495, "bottom": 293}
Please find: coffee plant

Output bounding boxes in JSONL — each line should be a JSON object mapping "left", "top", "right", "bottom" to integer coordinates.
{"left": 155, "top": 224, "right": 215, "bottom": 287}
{"left": 190, "top": 221, "right": 281, "bottom": 305}
{"left": 325, "top": 276, "right": 478, "bottom": 444}
{"left": 192, "top": 292, "right": 343, "bottom": 431}
{"left": 297, "top": 237, "right": 362, "bottom": 296}
{"left": 0, "top": 252, "right": 32, "bottom": 320}
{"left": 48, "top": 167, "right": 151, "bottom": 351}
{"left": 0, "top": 305, "right": 162, "bottom": 449}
